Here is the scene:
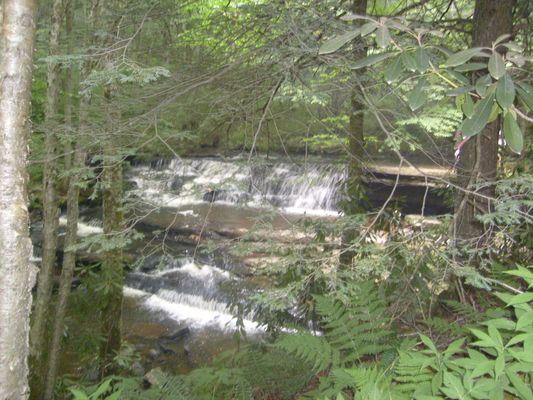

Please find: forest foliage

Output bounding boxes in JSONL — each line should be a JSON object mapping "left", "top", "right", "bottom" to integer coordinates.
{"left": 0, "top": 0, "right": 531, "bottom": 399}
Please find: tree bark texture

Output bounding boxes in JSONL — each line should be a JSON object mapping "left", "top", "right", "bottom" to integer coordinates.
{"left": 453, "top": 0, "right": 514, "bottom": 244}
{"left": 42, "top": 3, "right": 83, "bottom": 397}
{"left": 99, "top": 85, "right": 125, "bottom": 369}
{"left": 340, "top": 0, "right": 368, "bottom": 266}
{"left": 62, "top": 0, "right": 74, "bottom": 173}
{"left": 43, "top": 145, "right": 86, "bottom": 400}
{"left": 30, "top": 0, "right": 65, "bottom": 395}
{"left": 0, "top": 1, "right": 38, "bottom": 399}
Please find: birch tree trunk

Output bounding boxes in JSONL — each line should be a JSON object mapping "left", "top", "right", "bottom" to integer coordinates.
{"left": 29, "top": 0, "right": 66, "bottom": 395}
{"left": 453, "top": 0, "right": 514, "bottom": 245}
{"left": 0, "top": 0, "right": 38, "bottom": 399}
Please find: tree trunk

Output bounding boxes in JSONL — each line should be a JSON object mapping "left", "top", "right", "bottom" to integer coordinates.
{"left": 42, "top": 3, "right": 83, "bottom": 398}
{"left": 340, "top": 0, "right": 368, "bottom": 266}
{"left": 43, "top": 145, "right": 85, "bottom": 400}
{"left": 63, "top": 0, "right": 74, "bottom": 173}
{"left": 453, "top": 0, "right": 514, "bottom": 245}
{"left": 0, "top": 1, "right": 38, "bottom": 399}
{"left": 29, "top": 0, "right": 65, "bottom": 395}
{"left": 99, "top": 85, "right": 125, "bottom": 370}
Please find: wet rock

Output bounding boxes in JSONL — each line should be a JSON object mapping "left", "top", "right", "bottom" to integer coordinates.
{"left": 147, "top": 348, "right": 161, "bottom": 360}
{"left": 131, "top": 361, "right": 145, "bottom": 376}
{"left": 203, "top": 189, "right": 226, "bottom": 202}
{"left": 159, "top": 327, "right": 190, "bottom": 342}
{"left": 158, "top": 342, "right": 176, "bottom": 355}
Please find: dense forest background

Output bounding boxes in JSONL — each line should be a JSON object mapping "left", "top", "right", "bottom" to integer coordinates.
{"left": 0, "top": 0, "right": 532, "bottom": 399}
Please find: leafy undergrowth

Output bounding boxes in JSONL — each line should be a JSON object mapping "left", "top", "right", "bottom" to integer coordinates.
{"left": 65, "top": 266, "right": 533, "bottom": 400}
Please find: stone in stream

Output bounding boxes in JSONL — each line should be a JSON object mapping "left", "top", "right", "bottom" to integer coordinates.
{"left": 159, "top": 327, "right": 190, "bottom": 342}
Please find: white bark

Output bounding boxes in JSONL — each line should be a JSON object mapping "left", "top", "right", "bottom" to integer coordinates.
{"left": 0, "top": 0, "right": 38, "bottom": 399}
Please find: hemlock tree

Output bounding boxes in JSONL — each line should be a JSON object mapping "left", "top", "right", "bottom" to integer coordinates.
{"left": 0, "top": 0, "right": 38, "bottom": 399}
{"left": 453, "top": 0, "right": 515, "bottom": 244}
{"left": 341, "top": 0, "right": 368, "bottom": 267}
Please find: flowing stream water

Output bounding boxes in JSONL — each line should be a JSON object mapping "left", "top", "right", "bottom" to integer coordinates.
{"left": 68, "top": 156, "right": 449, "bottom": 371}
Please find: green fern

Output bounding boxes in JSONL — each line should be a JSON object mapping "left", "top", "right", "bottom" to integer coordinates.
{"left": 316, "top": 283, "right": 395, "bottom": 364}
{"left": 275, "top": 333, "right": 339, "bottom": 372}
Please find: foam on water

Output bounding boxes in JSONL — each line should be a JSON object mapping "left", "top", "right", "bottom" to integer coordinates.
{"left": 124, "top": 286, "right": 260, "bottom": 332}
{"left": 59, "top": 216, "right": 104, "bottom": 236}
{"left": 128, "top": 158, "right": 344, "bottom": 214}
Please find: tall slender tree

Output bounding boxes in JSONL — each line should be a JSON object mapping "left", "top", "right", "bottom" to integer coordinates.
{"left": 453, "top": 0, "right": 515, "bottom": 245}
{"left": 30, "top": 0, "right": 64, "bottom": 399}
{"left": 0, "top": 0, "right": 38, "bottom": 398}
{"left": 340, "top": 0, "right": 368, "bottom": 266}
{"left": 43, "top": 1, "right": 84, "bottom": 397}
{"left": 29, "top": 0, "right": 66, "bottom": 395}
{"left": 99, "top": 83, "right": 125, "bottom": 370}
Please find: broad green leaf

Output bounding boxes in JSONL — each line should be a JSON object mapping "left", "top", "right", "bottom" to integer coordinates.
{"left": 376, "top": 26, "right": 391, "bottom": 48}
{"left": 69, "top": 389, "right": 90, "bottom": 400}
{"left": 431, "top": 371, "right": 443, "bottom": 395}
{"left": 475, "top": 74, "right": 492, "bottom": 96}
{"left": 455, "top": 62, "right": 487, "bottom": 72}
{"left": 441, "top": 371, "right": 467, "bottom": 399}
{"left": 386, "top": 19, "right": 411, "bottom": 32}
{"left": 445, "top": 47, "right": 485, "bottom": 67}
{"left": 484, "top": 318, "right": 515, "bottom": 331}
{"left": 448, "top": 71, "right": 470, "bottom": 86}
{"left": 360, "top": 21, "right": 378, "bottom": 36}
{"left": 385, "top": 55, "right": 403, "bottom": 83}
{"left": 461, "top": 94, "right": 494, "bottom": 137}
{"left": 505, "top": 369, "right": 533, "bottom": 400}
{"left": 463, "top": 95, "right": 474, "bottom": 118}
{"left": 105, "top": 390, "right": 122, "bottom": 400}
{"left": 472, "top": 361, "right": 494, "bottom": 378}
{"left": 351, "top": 52, "right": 394, "bottom": 69}
{"left": 470, "top": 327, "right": 498, "bottom": 348}
{"left": 503, "top": 110, "right": 523, "bottom": 153}
{"left": 319, "top": 30, "right": 360, "bottom": 54}
{"left": 516, "top": 312, "right": 533, "bottom": 331}
{"left": 456, "top": 94, "right": 466, "bottom": 110}
{"left": 488, "top": 324, "right": 504, "bottom": 348}
{"left": 488, "top": 52, "right": 506, "bottom": 79}
{"left": 516, "top": 86, "right": 533, "bottom": 111}
{"left": 402, "top": 52, "right": 418, "bottom": 71}
{"left": 496, "top": 73, "right": 515, "bottom": 109}
{"left": 90, "top": 379, "right": 113, "bottom": 399}
{"left": 340, "top": 13, "right": 374, "bottom": 21}
{"left": 494, "top": 354, "right": 505, "bottom": 377}
{"left": 507, "top": 332, "right": 533, "bottom": 346}
{"left": 416, "top": 47, "right": 430, "bottom": 72}
{"left": 487, "top": 103, "right": 501, "bottom": 123}
{"left": 420, "top": 334, "right": 438, "bottom": 353}
{"left": 506, "top": 266, "right": 533, "bottom": 284}
{"left": 507, "top": 290, "right": 533, "bottom": 305}
{"left": 448, "top": 86, "right": 473, "bottom": 96}
{"left": 493, "top": 34, "right": 512, "bottom": 47}
{"left": 444, "top": 339, "right": 465, "bottom": 357}
{"left": 407, "top": 79, "right": 427, "bottom": 111}
{"left": 509, "top": 350, "right": 533, "bottom": 362}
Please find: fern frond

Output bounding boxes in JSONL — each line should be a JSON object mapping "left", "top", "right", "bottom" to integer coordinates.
{"left": 315, "top": 283, "right": 395, "bottom": 364}
{"left": 274, "top": 333, "right": 339, "bottom": 372}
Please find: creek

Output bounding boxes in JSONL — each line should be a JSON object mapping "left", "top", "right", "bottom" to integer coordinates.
{"left": 53, "top": 156, "right": 451, "bottom": 373}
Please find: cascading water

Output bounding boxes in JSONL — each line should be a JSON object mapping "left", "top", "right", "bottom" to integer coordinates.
{"left": 124, "top": 257, "right": 260, "bottom": 332}
{"left": 128, "top": 157, "right": 345, "bottom": 215}
{"left": 127, "top": 156, "right": 450, "bottom": 217}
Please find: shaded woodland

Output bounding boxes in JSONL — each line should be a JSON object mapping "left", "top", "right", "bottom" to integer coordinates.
{"left": 0, "top": 0, "right": 532, "bottom": 399}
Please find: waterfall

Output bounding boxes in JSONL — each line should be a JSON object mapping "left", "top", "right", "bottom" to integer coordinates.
{"left": 124, "top": 258, "right": 259, "bottom": 331}
{"left": 128, "top": 157, "right": 345, "bottom": 215}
